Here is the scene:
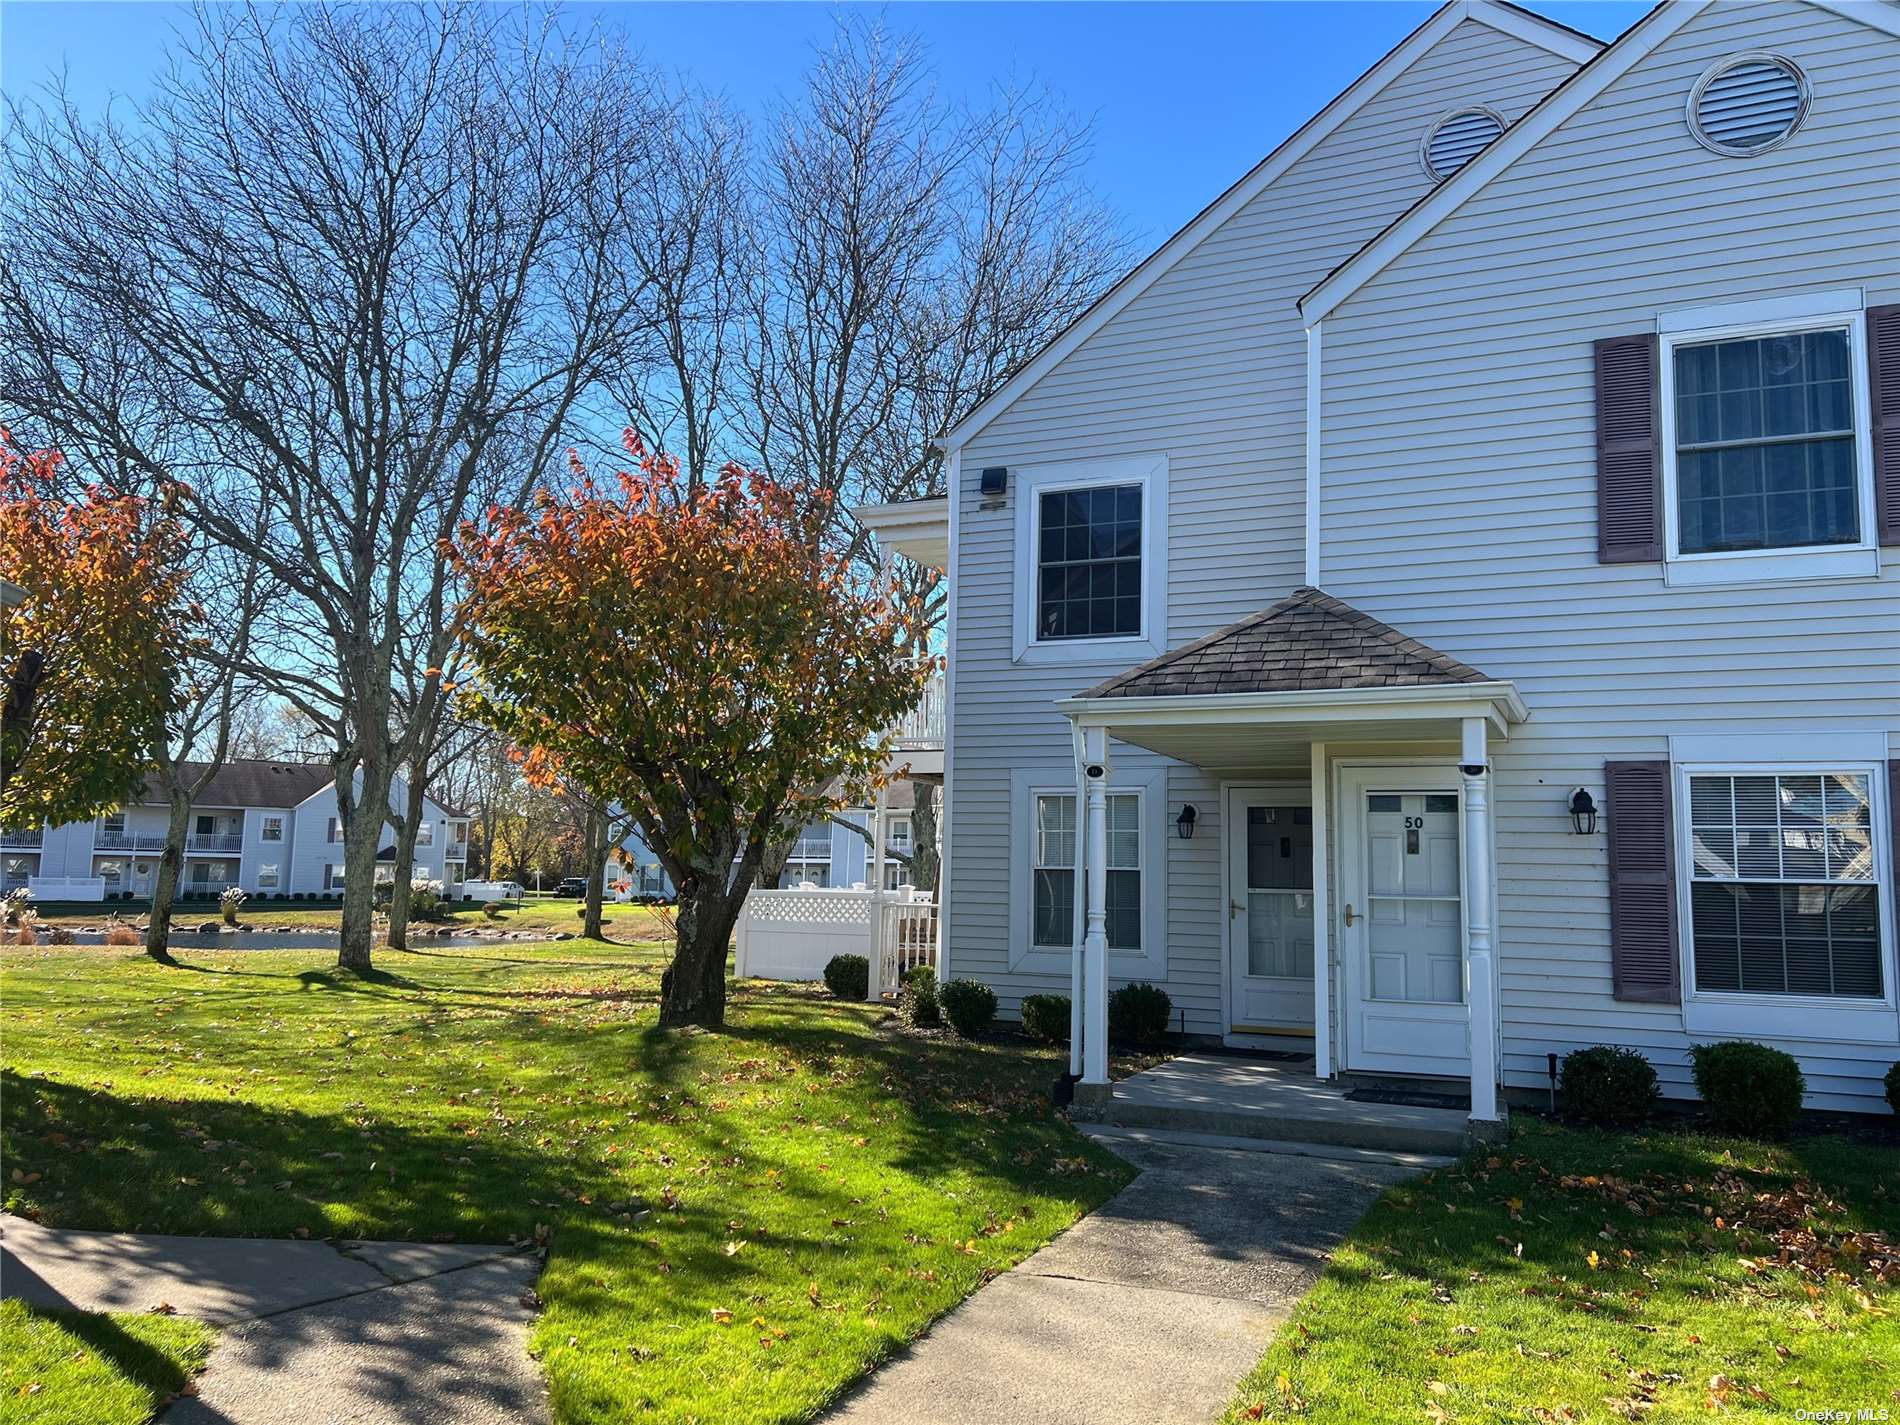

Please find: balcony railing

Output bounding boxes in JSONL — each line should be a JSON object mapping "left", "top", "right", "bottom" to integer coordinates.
{"left": 1, "top": 829, "right": 43, "bottom": 848}
{"left": 888, "top": 673, "right": 945, "bottom": 750}
{"left": 186, "top": 834, "right": 245, "bottom": 853}
{"left": 178, "top": 879, "right": 238, "bottom": 898}
{"left": 95, "top": 831, "right": 169, "bottom": 851}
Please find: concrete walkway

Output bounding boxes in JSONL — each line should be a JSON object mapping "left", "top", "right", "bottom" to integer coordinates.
{"left": 821, "top": 1131, "right": 1428, "bottom": 1425}
{"left": 0, "top": 1213, "right": 546, "bottom": 1424}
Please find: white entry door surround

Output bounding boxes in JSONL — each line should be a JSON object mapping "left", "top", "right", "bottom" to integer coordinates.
{"left": 1338, "top": 765, "right": 1469, "bottom": 1076}
{"left": 1222, "top": 784, "right": 1317, "bottom": 1037}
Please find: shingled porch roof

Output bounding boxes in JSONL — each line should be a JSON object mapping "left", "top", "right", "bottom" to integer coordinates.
{"left": 1079, "top": 587, "right": 1493, "bottom": 700}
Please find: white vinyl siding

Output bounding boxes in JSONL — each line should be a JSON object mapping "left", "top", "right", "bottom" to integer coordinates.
{"left": 951, "top": 18, "right": 1579, "bottom": 1028}
{"left": 1317, "top": 0, "right": 1900, "bottom": 1109}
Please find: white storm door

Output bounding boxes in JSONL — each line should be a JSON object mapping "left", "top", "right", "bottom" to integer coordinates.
{"left": 1339, "top": 768, "right": 1469, "bottom": 1076}
{"left": 1225, "top": 790, "right": 1316, "bottom": 1035}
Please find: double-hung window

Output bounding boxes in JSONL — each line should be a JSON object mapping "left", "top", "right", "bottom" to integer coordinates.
{"left": 416, "top": 822, "right": 433, "bottom": 847}
{"left": 1031, "top": 792, "right": 1141, "bottom": 950}
{"left": 261, "top": 815, "right": 284, "bottom": 842}
{"left": 1011, "top": 456, "right": 1167, "bottom": 662}
{"left": 1036, "top": 485, "right": 1142, "bottom": 641}
{"left": 1685, "top": 770, "right": 1884, "bottom": 1000}
{"left": 1659, "top": 294, "right": 1875, "bottom": 583}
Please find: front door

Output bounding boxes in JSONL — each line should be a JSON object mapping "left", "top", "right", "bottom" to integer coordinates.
{"left": 1339, "top": 767, "right": 1468, "bottom": 1076}
{"left": 1225, "top": 788, "right": 1316, "bottom": 1036}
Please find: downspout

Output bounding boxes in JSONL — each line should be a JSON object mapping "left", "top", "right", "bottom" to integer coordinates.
{"left": 1068, "top": 718, "right": 1087, "bottom": 1081}
{"left": 938, "top": 445, "right": 960, "bottom": 986}
{"left": 1304, "top": 319, "right": 1323, "bottom": 589}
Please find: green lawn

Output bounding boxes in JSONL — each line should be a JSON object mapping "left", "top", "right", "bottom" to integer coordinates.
{"left": 1225, "top": 1116, "right": 1899, "bottom": 1424}
{"left": 0, "top": 1300, "right": 215, "bottom": 1425}
{"left": 25, "top": 898, "right": 673, "bottom": 941}
{"left": 1, "top": 942, "right": 1129, "bottom": 1424}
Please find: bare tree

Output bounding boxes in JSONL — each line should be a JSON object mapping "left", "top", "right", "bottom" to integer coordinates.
{"left": 744, "top": 22, "right": 1128, "bottom": 568}
{"left": 144, "top": 542, "right": 269, "bottom": 961}
{"left": 2, "top": 4, "right": 660, "bottom": 969}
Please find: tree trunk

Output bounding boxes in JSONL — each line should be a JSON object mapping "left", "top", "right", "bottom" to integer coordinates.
{"left": 658, "top": 883, "right": 739, "bottom": 1027}
{"left": 582, "top": 808, "right": 607, "bottom": 940}
{"left": 336, "top": 771, "right": 387, "bottom": 972}
{"left": 910, "top": 782, "right": 940, "bottom": 898}
{"left": 756, "top": 832, "right": 795, "bottom": 889}
{"left": 144, "top": 794, "right": 194, "bottom": 964}
{"left": 384, "top": 774, "right": 428, "bottom": 951}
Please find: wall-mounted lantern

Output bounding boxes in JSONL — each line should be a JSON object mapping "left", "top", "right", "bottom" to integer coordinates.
{"left": 1567, "top": 787, "right": 1598, "bottom": 835}
{"left": 1175, "top": 804, "right": 1197, "bottom": 840}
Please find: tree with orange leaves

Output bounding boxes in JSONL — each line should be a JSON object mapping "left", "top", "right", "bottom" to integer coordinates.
{"left": 450, "top": 436, "right": 927, "bottom": 1028}
{"left": 0, "top": 428, "right": 191, "bottom": 829}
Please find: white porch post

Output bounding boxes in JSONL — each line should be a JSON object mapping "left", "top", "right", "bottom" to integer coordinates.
{"left": 1067, "top": 725, "right": 1086, "bottom": 1079}
{"left": 1080, "top": 724, "right": 1112, "bottom": 1087}
{"left": 1309, "top": 741, "right": 1331, "bottom": 1081}
{"left": 865, "top": 785, "right": 888, "bottom": 1002}
{"left": 1461, "top": 717, "right": 1500, "bottom": 1123}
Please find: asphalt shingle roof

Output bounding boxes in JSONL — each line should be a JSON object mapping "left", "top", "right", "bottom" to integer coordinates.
{"left": 138, "top": 759, "right": 337, "bottom": 808}
{"left": 1078, "top": 587, "right": 1494, "bottom": 700}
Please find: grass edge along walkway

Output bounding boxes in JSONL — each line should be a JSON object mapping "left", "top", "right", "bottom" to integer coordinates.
{"left": 0, "top": 1299, "right": 216, "bottom": 1425}
{"left": 1223, "top": 1115, "right": 1899, "bottom": 1424}
{"left": 0, "top": 941, "right": 1132, "bottom": 1425}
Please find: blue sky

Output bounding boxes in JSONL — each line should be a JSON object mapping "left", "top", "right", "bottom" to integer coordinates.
{"left": 3, "top": 1, "right": 1649, "bottom": 248}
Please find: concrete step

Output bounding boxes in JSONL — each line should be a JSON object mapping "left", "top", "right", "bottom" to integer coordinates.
{"left": 1070, "top": 1054, "right": 1480, "bottom": 1157}
{"left": 1081, "top": 1124, "right": 1458, "bottom": 1170}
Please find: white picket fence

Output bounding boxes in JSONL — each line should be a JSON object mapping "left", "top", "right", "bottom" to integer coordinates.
{"left": 735, "top": 887, "right": 936, "bottom": 993}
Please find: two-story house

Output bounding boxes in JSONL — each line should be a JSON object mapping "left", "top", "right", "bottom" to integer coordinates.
{"left": 11, "top": 759, "right": 471, "bottom": 901}
{"left": 874, "top": 0, "right": 1899, "bottom": 1121}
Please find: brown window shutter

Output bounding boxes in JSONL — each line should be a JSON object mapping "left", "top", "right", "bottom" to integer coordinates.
{"left": 1595, "top": 334, "right": 1662, "bottom": 563}
{"left": 1605, "top": 759, "right": 1678, "bottom": 1003}
{"left": 1867, "top": 304, "right": 1900, "bottom": 547}
{"left": 1889, "top": 761, "right": 1900, "bottom": 895}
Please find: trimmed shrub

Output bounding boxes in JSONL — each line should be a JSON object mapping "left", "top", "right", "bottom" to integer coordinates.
{"left": 898, "top": 966, "right": 940, "bottom": 1028}
{"left": 937, "top": 978, "right": 997, "bottom": 1038}
{"left": 822, "top": 954, "right": 869, "bottom": 1000}
{"left": 1020, "top": 994, "right": 1071, "bottom": 1045}
{"left": 1560, "top": 1046, "right": 1660, "bottom": 1128}
{"left": 104, "top": 925, "right": 141, "bottom": 947}
{"left": 1690, "top": 1041, "right": 1806, "bottom": 1138}
{"left": 1884, "top": 1062, "right": 1898, "bottom": 1117}
{"left": 1108, "top": 982, "right": 1172, "bottom": 1045}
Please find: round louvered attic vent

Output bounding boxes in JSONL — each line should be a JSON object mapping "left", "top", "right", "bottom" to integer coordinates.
{"left": 1420, "top": 106, "right": 1505, "bottom": 182}
{"left": 1687, "top": 53, "right": 1810, "bottom": 156}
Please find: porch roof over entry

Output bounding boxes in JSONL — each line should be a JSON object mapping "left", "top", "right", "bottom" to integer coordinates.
{"left": 1058, "top": 588, "right": 1527, "bottom": 768}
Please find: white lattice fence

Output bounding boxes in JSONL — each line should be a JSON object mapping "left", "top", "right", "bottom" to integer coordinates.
{"left": 735, "top": 889, "right": 875, "bottom": 980}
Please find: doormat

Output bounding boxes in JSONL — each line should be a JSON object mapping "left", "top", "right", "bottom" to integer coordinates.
{"left": 1345, "top": 1087, "right": 1471, "bottom": 1111}
{"left": 1201, "top": 1045, "right": 1313, "bottom": 1064}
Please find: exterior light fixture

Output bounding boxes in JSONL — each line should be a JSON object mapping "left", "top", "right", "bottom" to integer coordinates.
{"left": 1568, "top": 787, "right": 1598, "bottom": 835}
{"left": 1176, "top": 804, "right": 1197, "bottom": 840}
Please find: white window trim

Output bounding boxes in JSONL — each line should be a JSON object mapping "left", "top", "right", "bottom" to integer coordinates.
{"left": 1656, "top": 292, "right": 1878, "bottom": 588}
{"left": 1671, "top": 753, "right": 1897, "bottom": 1046}
{"left": 416, "top": 822, "right": 433, "bottom": 846}
{"left": 260, "top": 814, "right": 284, "bottom": 842}
{"left": 1009, "top": 762, "right": 1167, "bottom": 976}
{"left": 1011, "top": 454, "right": 1168, "bottom": 665}
{"left": 257, "top": 863, "right": 280, "bottom": 889}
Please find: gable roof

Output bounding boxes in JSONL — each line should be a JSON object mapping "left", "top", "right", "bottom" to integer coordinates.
{"left": 1077, "top": 587, "right": 1493, "bottom": 700}
{"left": 139, "top": 759, "right": 335, "bottom": 809}
{"left": 939, "top": 1, "right": 1601, "bottom": 454}
{"left": 1299, "top": 0, "right": 1900, "bottom": 322}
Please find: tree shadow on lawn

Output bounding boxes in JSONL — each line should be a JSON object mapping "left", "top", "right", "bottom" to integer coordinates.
{"left": 1316, "top": 1116, "right": 1900, "bottom": 1336}
{"left": 1, "top": 1070, "right": 574, "bottom": 1243}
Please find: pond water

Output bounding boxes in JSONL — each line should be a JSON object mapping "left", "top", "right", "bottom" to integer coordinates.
{"left": 58, "top": 930, "right": 522, "bottom": 951}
